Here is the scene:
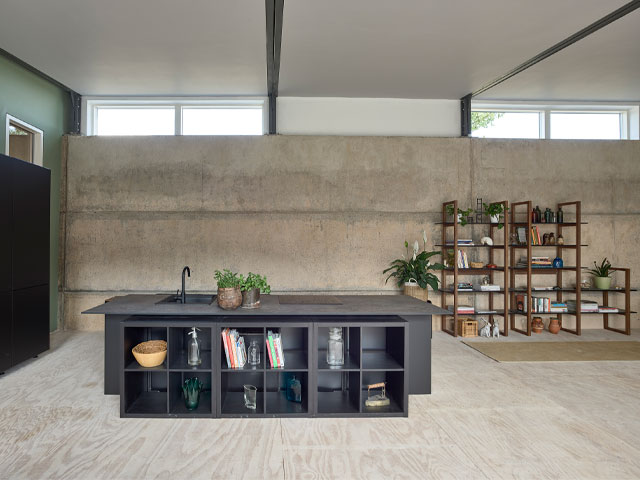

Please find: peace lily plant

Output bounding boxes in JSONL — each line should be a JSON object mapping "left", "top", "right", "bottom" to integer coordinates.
{"left": 383, "top": 230, "right": 445, "bottom": 293}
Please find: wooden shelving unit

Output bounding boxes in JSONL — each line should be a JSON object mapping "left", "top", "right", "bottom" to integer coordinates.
{"left": 438, "top": 200, "right": 510, "bottom": 337}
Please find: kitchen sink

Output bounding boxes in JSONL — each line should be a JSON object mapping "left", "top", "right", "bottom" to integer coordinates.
{"left": 156, "top": 294, "right": 215, "bottom": 305}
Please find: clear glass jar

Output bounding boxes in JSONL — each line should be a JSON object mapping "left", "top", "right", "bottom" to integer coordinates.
{"left": 247, "top": 340, "right": 260, "bottom": 366}
{"left": 327, "top": 327, "right": 344, "bottom": 367}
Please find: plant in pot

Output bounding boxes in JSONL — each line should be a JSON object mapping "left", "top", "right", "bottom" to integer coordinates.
{"left": 214, "top": 269, "right": 244, "bottom": 310}
{"left": 445, "top": 204, "right": 474, "bottom": 227}
{"left": 588, "top": 258, "right": 612, "bottom": 290}
{"left": 383, "top": 230, "right": 445, "bottom": 302}
{"left": 482, "top": 202, "right": 509, "bottom": 229}
{"left": 241, "top": 272, "right": 271, "bottom": 309}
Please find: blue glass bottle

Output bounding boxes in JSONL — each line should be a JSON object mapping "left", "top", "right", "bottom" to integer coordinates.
{"left": 286, "top": 375, "right": 302, "bottom": 403}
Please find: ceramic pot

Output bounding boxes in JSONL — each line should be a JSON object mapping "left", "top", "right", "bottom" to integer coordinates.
{"left": 532, "top": 317, "right": 544, "bottom": 334}
{"left": 490, "top": 214, "right": 500, "bottom": 224}
{"left": 548, "top": 317, "right": 561, "bottom": 334}
{"left": 217, "top": 287, "right": 242, "bottom": 310}
{"left": 593, "top": 277, "right": 611, "bottom": 290}
{"left": 241, "top": 288, "right": 261, "bottom": 308}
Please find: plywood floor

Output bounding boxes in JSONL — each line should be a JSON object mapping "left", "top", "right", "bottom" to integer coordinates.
{"left": 1, "top": 330, "right": 640, "bottom": 479}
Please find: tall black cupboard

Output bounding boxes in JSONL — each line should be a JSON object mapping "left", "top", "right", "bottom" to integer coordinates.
{"left": 0, "top": 153, "right": 50, "bottom": 373}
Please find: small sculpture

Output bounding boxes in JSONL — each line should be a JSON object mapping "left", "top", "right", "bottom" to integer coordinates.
{"left": 492, "top": 320, "right": 500, "bottom": 338}
{"left": 479, "top": 318, "right": 491, "bottom": 338}
{"left": 481, "top": 276, "right": 490, "bottom": 286}
{"left": 480, "top": 236, "right": 493, "bottom": 246}
{"left": 365, "top": 382, "right": 390, "bottom": 407}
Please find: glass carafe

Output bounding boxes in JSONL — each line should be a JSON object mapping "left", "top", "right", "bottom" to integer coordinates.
{"left": 327, "top": 327, "right": 344, "bottom": 367}
{"left": 247, "top": 340, "right": 260, "bottom": 366}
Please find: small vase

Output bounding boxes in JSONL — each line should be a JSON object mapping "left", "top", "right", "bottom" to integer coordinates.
{"left": 182, "top": 377, "right": 203, "bottom": 410}
{"left": 490, "top": 214, "right": 499, "bottom": 224}
{"left": 217, "top": 287, "right": 242, "bottom": 310}
{"left": 593, "top": 277, "right": 611, "bottom": 290}
{"left": 548, "top": 318, "right": 561, "bottom": 334}
{"left": 532, "top": 317, "right": 544, "bottom": 334}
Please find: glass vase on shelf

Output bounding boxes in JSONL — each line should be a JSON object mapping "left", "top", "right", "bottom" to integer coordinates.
{"left": 327, "top": 327, "right": 344, "bottom": 367}
{"left": 247, "top": 340, "right": 260, "bottom": 366}
{"left": 286, "top": 375, "right": 302, "bottom": 403}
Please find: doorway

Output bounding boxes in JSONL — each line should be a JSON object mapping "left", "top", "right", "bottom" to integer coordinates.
{"left": 5, "top": 115, "right": 43, "bottom": 166}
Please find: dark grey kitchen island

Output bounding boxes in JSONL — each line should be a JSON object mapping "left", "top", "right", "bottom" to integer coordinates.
{"left": 84, "top": 294, "right": 447, "bottom": 418}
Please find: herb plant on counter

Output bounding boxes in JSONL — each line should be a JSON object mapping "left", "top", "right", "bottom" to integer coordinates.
{"left": 214, "top": 269, "right": 243, "bottom": 288}
{"left": 242, "top": 272, "right": 271, "bottom": 294}
{"left": 383, "top": 230, "right": 445, "bottom": 291}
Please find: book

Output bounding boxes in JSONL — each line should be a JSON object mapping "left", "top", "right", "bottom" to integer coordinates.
{"left": 274, "top": 333, "right": 284, "bottom": 367}
{"left": 267, "top": 331, "right": 278, "bottom": 368}
{"left": 265, "top": 335, "right": 274, "bottom": 368}
{"left": 479, "top": 285, "right": 500, "bottom": 291}
{"left": 598, "top": 307, "right": 619, "bottom": 313}
{"left": 237, "top": 336, "right": 247, "bottom": 368}
{"left": 229, "top": 329, "right": 239, "bottom": 368}
{"left": 221, "top": 329, "right": 231, "bottom": 368}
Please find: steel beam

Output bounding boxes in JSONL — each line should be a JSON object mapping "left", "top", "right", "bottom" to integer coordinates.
{"left": 460, "top": 94, "right": 472, "bottom": 137}
{"left": 265, "top": 0, "right": 284, "bottom": 134}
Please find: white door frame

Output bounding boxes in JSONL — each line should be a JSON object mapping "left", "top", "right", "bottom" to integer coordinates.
{"left": 5, "top": 114, "right": 44, "bottom": 166}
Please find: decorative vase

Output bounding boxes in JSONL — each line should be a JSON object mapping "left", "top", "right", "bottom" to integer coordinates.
{"left": 552, "top": 257, "right": 563, "bottom": 268}
{"left": 327, "top": 327, "right": 344, "bottom": 367}
{"left": 217, "top": 287, "right": 242, "bottom": 310}
{"left": 593, "top": 277, "right": 611, "bottom": 290}
{"left": 403, "top": 280, "right": 428, "bottom": 302}
{"left": 532, "top": 317, "right": 544, "bottom": 334}
{"left": 548, "top": 318, "right": 561, "bottom": 334}
{"left": 241, "top": 288, "right": 261, "bottom": 308}
{"left": 182, "top": 377, "right": 203, "bottom": 410}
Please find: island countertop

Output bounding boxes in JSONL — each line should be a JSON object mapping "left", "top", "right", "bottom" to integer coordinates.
{"left": 83, "top": 293, "right": 450, "bottom": 317}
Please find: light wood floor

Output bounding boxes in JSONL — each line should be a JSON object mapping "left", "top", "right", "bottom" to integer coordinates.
{"left": 1, "top": 329, "right": 639, "bottom": 479}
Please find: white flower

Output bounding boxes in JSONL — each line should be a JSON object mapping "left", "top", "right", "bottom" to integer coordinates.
{"left": 413, "top": 240, "right": 419, "bottom": 255}
{"left": 413, "top": 252, "right": 417, "bottom": 261}
{"left": 422, "top": 230, "right": 427, "bottom": 245}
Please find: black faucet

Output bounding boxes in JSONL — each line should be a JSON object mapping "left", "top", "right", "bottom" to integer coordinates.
{"left": 180, "top": 266, "right": 191, "bottom": 304}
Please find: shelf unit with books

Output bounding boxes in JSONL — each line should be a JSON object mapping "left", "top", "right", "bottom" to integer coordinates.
{"left": 437, "top": 200, "right": 510, "bottom": 337}
{"left": 508, "top": 201, "right": 585, "bottom": 335}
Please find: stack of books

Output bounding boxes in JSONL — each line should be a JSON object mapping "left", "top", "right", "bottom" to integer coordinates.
{"left": 532, "top": 256, "right": 552, "bottom": 268}
{"left": 479, "top": 284, "right": 501, "bottom": 291}
{"left": 567, "top": 300, "right": 599, "bottom": 313}
{"left": 265, "top": 330, "right": 285, "bottom": 368}
{"left": 550, "top": 301, "right": 568, "bottom": 313}
{"left": 221, "top": 328, "right": 247, "bottom": 368}
{"left": 457, "top": 239, "right": 474, "bottom": 246}
{"left": 457, "top": 282, "right": 473, "bottom": 291}
{"left": 598, "top": 306, "right": 619, "bottom": 313}
{"left": 448, "top": 305, "right": 475, "bottom": 314}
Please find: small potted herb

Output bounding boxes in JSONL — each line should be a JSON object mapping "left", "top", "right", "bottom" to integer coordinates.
{"left": 445, "top": 204, "right": 474, "bottom": 227}
{"left": 241, "top": 272, "right": 271, "bottom": 309}
{"left": 588, "top": 258, "right": 612, "bottom": 290}
{"left": 383, "top": 230, "right": 445, "bottom": 302}
{"left": 483, "top": 202, "right": 509, "bottom": 229}
{"left": 214, "top": 269, "right": 244, "bottom": 310}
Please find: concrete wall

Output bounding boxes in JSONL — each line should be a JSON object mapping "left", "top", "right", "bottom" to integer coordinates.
{"left": 61, "top": 136, "right": 640, "bottom": 332}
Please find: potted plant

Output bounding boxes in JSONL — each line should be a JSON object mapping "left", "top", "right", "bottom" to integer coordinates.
{"left": 383, "top": 230, "right": 445, "bottom": 302}
{"left": 241, "top": 272, "right": 271, "bottom": 309}
{"left": 482, "top": 202, "right": 509, "bottom": 229}
{"left": 214, "top": 269, "right": 244, "bottom": 310}
{"left": 588, "top": 258, "right": 612, "bottom": 290}
{"left": 445, "top": 204, "right": 474, "bottom": 227}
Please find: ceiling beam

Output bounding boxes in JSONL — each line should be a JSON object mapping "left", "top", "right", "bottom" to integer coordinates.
{"left": 1, "top": 47, "right": 82, "bottom": 134}
{"left": 471, "top": 0, "right": 640, "bottom": 98}
{"left": 265, "top": 0, "right": 284, "bottom": 134}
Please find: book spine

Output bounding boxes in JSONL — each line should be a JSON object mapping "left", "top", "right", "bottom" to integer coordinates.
{"left": 269, "top": 332, "right": 278, "bottom": 368}
{"left": 224, "top": 328, "right": 234, "bottom": 368}
{"left": 273, "top": 335, "right": 282, "bottom": 367}
{"left": 276, "top": 334, "right": 284, "bottom": 367}
{"left": 266, "top": 335, "right": 274, "bottom": 368}
{"left": 222, "top": 329, "right": 231, "bottom": 368}
{"left": 229, "top": 330, "right": 238, "bottom": 368}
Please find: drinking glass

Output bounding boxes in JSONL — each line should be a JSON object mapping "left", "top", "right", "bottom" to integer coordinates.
{"left": 244, "top": 384, "right": 257, "bottom": 410}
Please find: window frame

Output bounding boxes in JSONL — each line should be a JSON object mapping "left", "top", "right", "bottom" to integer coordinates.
{"left": 472, "top": 102, "right": 636, "bottom": 140}
{"left": 84, "top": 97, "right": 268, "bottom": 136}
{"left": 5, "top": 114, "right": 44, "bottom": 166}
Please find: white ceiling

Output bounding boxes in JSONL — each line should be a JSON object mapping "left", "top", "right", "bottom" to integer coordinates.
{"left": 0, "top": 0, "right": 267, "bottom": 95}
{"left": 476, "top": 9, "right": 640, "bottom": 102}
{"left": 0, "top": 0, "right": 637, "bottom": 101}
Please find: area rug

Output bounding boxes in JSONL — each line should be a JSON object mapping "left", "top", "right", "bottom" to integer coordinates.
{"left": 462, "top": 341, "right": 640, "bottom": 362}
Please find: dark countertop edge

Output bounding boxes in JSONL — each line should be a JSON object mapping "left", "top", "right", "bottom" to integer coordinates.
{"left": 82, "top": 294, "right": 450, "bottom": 316}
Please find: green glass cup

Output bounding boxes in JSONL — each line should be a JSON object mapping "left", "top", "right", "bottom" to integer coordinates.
{"left": 182, "top": 377, "right": 203, "bottom": 410}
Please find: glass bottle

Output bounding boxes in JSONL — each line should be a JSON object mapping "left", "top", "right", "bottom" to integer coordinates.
{"left": 557, "top": 207, "right": 563, "bottom": 224}
{"left": 286, "top": 375, "right": 302, "bottom": 403}
{"left": 187, "top": 327, "right": 201, "bottom": 366}
{"left": 534, "top": 206, "right": 542, "bottom": 223}
{"left": 327, "top": 327, "right": 344, "bottom": 367}
{"left": 247, "top": 340, "right": 260, "bottom": 366}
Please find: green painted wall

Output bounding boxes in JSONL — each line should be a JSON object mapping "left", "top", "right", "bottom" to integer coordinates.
{"left": 0, "top": 55, "right": 69, "bottom": 331}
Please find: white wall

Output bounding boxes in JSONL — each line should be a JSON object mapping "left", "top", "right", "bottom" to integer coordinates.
{"left": 277, "top": 97, "right": 459, "bottom": 136}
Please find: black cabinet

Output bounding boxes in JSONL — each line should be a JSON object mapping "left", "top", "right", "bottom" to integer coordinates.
{"left": 0, "top": 154, "right": 50, "bottom": 373}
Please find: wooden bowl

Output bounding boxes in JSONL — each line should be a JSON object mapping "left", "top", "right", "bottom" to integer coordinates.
{"left": 132, "top": 340, "right": 167, "bottom": 367}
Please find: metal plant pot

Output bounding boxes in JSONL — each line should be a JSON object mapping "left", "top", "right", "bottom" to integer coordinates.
{"left": 242, "top": 288, "right": 261, "bottom": 308}
{"left": 217, "top": 287, "right": 242, "bottom": 310}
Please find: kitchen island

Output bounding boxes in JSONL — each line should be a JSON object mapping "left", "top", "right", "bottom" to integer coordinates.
{"left": 84, "top": 294, "right": 448, "bottom": 418}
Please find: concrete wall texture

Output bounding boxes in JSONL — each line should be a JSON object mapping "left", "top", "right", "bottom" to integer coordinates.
{"left": 62, "top": 135, "right": 640, "bottom": 332}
